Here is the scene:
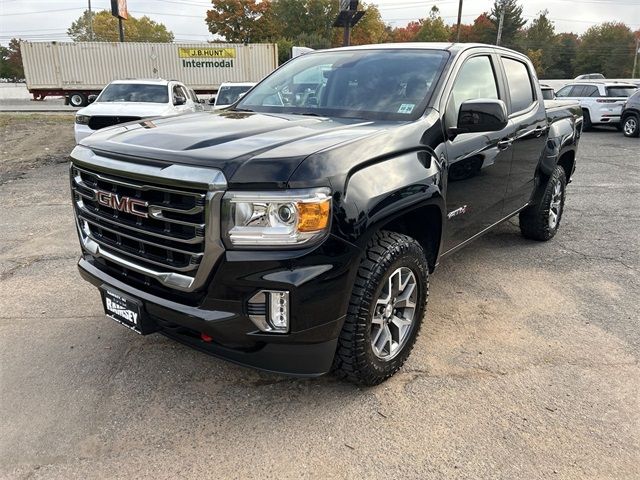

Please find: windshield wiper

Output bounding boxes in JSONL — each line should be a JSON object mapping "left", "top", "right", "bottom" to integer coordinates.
{"left": 232, "top": 107, "right": 254, "bottom": 112}
{"left": 295, "top": 111, "right": 323, "bottom": 117}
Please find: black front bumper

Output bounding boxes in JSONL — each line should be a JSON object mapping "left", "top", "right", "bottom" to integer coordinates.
{"left": 77, "top": 235, "right": 361, "bottom": 377}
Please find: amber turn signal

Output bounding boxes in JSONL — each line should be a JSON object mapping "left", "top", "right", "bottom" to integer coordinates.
{"left": 297, "top": 199, "right": 330, "bottom": 232}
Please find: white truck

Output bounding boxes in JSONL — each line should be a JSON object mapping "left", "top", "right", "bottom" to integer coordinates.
{"left": 20, "top": 41, "right": 278, "bottom": 107}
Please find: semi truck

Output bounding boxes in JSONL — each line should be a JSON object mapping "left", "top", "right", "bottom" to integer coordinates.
{"left": 20, "top": 41, "right": 278, "bottom": 107}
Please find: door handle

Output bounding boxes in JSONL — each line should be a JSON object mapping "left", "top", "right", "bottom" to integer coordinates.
{"left": 532, "top": 126, "right": 547, "bottom": 137}
{"left": 497, "top": 138, "right": 513, "bottom": 150}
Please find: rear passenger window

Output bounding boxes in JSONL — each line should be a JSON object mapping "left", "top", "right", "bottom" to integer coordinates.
{"left": 502, "top": 57, "right": 535, "bottom": 113}
{"left": 583, "top": 86, "right": 599, "bottom": 97}
{"left": 569, "top": 85, "right": 587, "bottom": 97}
{"left": 447, "top": 56, "right": 499, "bottom": 126}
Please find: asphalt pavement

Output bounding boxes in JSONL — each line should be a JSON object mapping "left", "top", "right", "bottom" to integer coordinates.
{"left": 0, "top": 129, "right": 638, "bottom": 479}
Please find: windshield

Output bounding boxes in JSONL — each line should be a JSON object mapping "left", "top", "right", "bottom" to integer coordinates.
{"left": 97, "top": 84, "right": 169, "bottom": 103}
{"left": 606, "top": 86, "right": 637, "bottom": 98}
{"left": 216, "top": 86, "right": 253, "bottom": 106}
{"left": 235, "top": 49, "right": 449, "bottom": 121}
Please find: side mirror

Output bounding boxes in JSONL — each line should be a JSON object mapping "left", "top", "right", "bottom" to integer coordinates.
{"left": 88, "top": 94, "right": 97, "bottom": 104}
{"left": 208, "top": 95, "right": 217, "bottom": 105}
{"left": 198, "top": 99, "right": 205, "bottom": 104}
{"left": 452, "top": 99, "right": 508, "bottom": 136}
{"left": 174, "top": 96, "right": 186, "bottom": 106}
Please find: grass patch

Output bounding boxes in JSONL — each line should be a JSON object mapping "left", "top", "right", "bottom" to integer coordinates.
{"left": 0, "top": 113, "right": 75, "bottom": 127}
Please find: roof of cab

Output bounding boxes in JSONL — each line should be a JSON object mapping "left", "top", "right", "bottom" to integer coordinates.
{"left": 109, "top": 79, "right": 175, "bottom": 85}
{"left": 320, "top": 42, "right": 527, "bottom": 56}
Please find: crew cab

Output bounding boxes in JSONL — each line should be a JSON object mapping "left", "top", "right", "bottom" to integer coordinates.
{"left": 70, "top": 44, "right": 582, "bottom": 385}
{"left": 555, "top": 81, "right": 637, "bottom": 130}
{"left": 74, "top": 79, "right": 203, "bottom": 143}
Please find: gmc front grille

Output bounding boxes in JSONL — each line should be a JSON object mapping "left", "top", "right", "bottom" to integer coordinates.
{"left": 70, "top": 147, "right": 226, "bottom": 292}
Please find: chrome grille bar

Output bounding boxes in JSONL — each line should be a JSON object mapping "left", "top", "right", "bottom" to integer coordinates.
{"left": 70, "top": 145, "right": 226, "bottom": 292}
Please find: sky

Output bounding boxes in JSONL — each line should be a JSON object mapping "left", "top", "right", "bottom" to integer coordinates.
{"left": 1, "top": 0, "right": 639, "bottom": 46}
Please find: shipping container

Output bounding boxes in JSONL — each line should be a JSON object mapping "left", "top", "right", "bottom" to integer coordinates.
{"left": 20, "top": 41, "right": 278, "bottom": 105}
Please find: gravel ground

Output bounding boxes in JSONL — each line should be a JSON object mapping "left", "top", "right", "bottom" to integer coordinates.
{"left": 0, "top": 118, "right": 638, "bottom": 479}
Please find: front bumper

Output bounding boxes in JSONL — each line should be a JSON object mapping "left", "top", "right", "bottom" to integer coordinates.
{"left": 77, "top": 234, "right": 361, "bottom": 376}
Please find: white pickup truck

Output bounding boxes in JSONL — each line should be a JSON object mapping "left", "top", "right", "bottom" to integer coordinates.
{"left": 74, "top": 79, "right": 204, "bottom": 143}
{"left": 554, "top": 81, "right": 637, "bottom": 130}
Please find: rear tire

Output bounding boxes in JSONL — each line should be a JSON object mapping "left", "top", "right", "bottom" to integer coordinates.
{"left": 622, "top": 114, "right": 640, "bottom": 137}
{"left": 69, "top": 93, "right": 87, "bottom": 108}
{"left": 519, "top": 165, "right": 566, "bottom": 241}
{"left": 333, "top": 231, "right": 429, "bottom": 385}
{"left": 582, "top": 109, "right": 592, "bottom": 131}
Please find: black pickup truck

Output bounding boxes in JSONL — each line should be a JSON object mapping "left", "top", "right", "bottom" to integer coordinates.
{"left": 70, "top": 43, "right": 582, "bottom": 385}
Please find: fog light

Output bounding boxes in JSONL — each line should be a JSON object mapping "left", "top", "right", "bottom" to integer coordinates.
{"left": 248, "top": 290, "right": 290, "bottom": 333}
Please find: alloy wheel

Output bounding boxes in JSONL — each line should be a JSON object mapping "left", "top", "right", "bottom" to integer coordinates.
{"left": 371, "top": 266, "right": 418, "bottom": 361}
{"left": 548, "top": 180, "right": 563, "bottom": 229}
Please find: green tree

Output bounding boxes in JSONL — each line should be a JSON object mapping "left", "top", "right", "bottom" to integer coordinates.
{"left": 205, "top": 0, "right": 273, "bottom": 43}
{"left": 415, "top": 7, "right": 449, "bottom": 42}
{"left": 349, "top": 4, "right": 389, "bottom": 45}
{"left": 545, "top": 32, "right": 578, "bottom": 78}
{"left": 489, "top": 0, "right": 527, "bottom": 48}
{"left": 0, "top": 39, "right": 24, "bottom": 80}
{"left": 575, "top": 22, "right": 636, "bottom": 77}
{"left": 68, "top": 10, "right": 174, "bottom": 42}
{"left": 524, "top": 11, "right": 555, "bottom": 76}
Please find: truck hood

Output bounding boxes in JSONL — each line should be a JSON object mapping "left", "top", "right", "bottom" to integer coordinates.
{"left": 79, "top": 110, "right": 392, "bottom": 185}
{"left": 77, "top": 102, "right": 175, "bottom": 118}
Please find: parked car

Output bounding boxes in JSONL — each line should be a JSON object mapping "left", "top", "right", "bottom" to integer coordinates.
{"left": 621, "top": 89, "right": 640, "bottom": 137}
{"left": 70, "top": 43, "right": 582, "bottom": 385}
{"left": 74, "top": 79, "right": 202, "bottom": 142}
{"left": 555, "top": 81, "right": 638, "bottom": 130}
{"left": 574, "top": 73, "right": 605, "bottom": 80}
{"left": 540, "top": 83, "right": 555, "bottom": 100}
{"left": 209, "top": 82, "right": 256, "bottom": 109}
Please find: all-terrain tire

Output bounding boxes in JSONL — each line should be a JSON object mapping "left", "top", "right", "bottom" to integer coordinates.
{"left": 333, "top": 231, "right": 429, "bottom": 385}
{"left": 519, "top": 165, "right": 567, "bottom": 241}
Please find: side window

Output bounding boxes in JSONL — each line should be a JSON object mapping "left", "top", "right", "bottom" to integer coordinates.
{"left": 555, "top": 86, "right": 572, "bottom": 98}
{"left": 569, "top": 85, "right": 587, "bottom": 97}
{"left": 502, "top": 57, "right": 535, "bottom": 113}
{"left": 583, "top": 85, "right": 599, "bottom": 97}
{"left": 447, "top": 55, "right": 499, "bottom": 127}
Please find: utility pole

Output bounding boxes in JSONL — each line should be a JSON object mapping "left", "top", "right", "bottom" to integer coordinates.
{"left": 633, "top": 38, "right": 639, "bottom": 79}
{"left": 88, "top": 0, "right": 94, "bottom": 41}
{"left": 343, "top": 23, "right": 351, "bottom": 47}
{"left": 455, "top": 0, "right": 463, "bottom": 42}
{"left": 496, "top": 7, "right": 505, "bottom": 46}
{"left": 118, "top": 18, "right": 125, "bottom": 42}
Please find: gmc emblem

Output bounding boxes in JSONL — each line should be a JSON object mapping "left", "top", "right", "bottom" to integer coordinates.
{"left": 96, "top": 190, "right": 149, "bottom": 218}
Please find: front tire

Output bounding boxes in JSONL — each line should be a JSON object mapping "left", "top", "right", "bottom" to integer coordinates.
{"left": 519, "top": 165, "right": 566, "bottom": 241}
{"left": 333, "top": 231, "right": 429, "bottom": 385}
{"left": 622, "top": 114, "right": 640, "bottom": 137}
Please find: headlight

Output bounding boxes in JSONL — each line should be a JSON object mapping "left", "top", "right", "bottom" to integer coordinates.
{"left": 222, "top": 188, "right": 331, "bottom": 247}
{"left": 75, "top": 114, "right": 90, "bottom": 125}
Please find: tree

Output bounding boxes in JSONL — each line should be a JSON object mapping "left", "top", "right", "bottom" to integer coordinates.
{"left": 391, "top": 21, "right": 422, "bottom": 42}
{"left": 524, "top": 11, "right": 555, "bottom": 76}
{"left": 489, "top": 0, "right": 527, "bottom": 48}
{"left": 348, "top": 4, "right": 390, "bottom": 45}
{"left": 575, "top": 22, "right": 637, "bottom": 77}
{"left": 205, "top": 0, "right": 274, "bottom": 43}
{"left": 415, "top": 7, "right": 449, "bottom": 42}
{"left": 0, "top": 39, "right": 24, "bottom": 81}
{"left": 68, "top": 10, "right": 174, "bottom": 42}
{"left": 545, "top": 32, "right": 578, "bottom": 78}
{"left": 456, "top": 13, "right": 494, "bottom": 43}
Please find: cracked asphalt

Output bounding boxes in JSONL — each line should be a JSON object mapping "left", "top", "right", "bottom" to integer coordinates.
{"left": 0, "top": 123, "right": 638, "bottom": 479}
